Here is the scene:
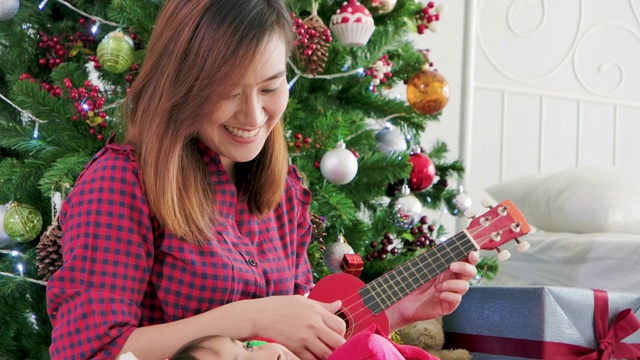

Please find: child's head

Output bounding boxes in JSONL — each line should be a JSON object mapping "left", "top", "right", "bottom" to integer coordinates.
{"left": 171, "top": 335, "right": 297, "bottom": 360}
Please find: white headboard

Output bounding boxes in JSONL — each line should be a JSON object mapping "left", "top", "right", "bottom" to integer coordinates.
{"left": 414, "top": 0, "right": 640, "bottom": 230}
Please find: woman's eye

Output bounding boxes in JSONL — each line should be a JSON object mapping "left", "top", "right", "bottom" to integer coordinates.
{"left": 262, "top": 86, "right": 279, "bottom": 94}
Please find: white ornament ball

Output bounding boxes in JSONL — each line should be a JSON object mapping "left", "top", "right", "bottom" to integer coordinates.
{"left": 320, "top": 140, "right": 359, "bottom": 185}
{"left": 324, "top": 235, "right": 355, "bottom": 273}
{"left": 375, "top": 126, "right": 407, "bottom": 153}
{"left": 392, "top": 185, "right": 423, "bottom": 229}
{"left": 0, "top": 0, "right": 19, "bottom": 21}
{"left": 0, "top": 204, "right": 14, "bottom": 248}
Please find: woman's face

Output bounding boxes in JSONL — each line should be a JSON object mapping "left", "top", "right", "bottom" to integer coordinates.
{"left": 197, "top": 35, "right": 289, "bottom": 170}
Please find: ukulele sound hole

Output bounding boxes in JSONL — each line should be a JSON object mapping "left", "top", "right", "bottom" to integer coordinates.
{"left": 335, "top": 309, "right": 353, "bottom": 337}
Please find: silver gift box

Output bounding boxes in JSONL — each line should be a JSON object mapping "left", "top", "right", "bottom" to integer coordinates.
{"left": 442, "top": 286, "right": 640, "bottom": 360}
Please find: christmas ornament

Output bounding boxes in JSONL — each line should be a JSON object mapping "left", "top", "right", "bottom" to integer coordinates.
{"left": 375, "top": 125, "right": 407, "bottom": 153}
{"left": 0, "top": 204, "right": 14, "bottom": 248}
{"left": 324, "top": 234, "right": 354, "bottom": 272}
{"left": 320, "top": 140, "right": 358, "bottom": 185}
{"left": 371, "top": 0, "right": 397, "bottom": 14}
{"left": 446, "top": 186, "right": 473, "bottom": 217}
{"left": 0, "top": 0, "right": 19, "bottom": 21}
{"left": 391, "top": 184, "right": 423, "bottom": 229}
{"left": 96, "top": 30, "right": 134, "bottom": 74}
{"left": 408, "top": 147, "right": 436, "bottom": 192}
{"left": 330, "top": 0, "right": 375, "bottom": 47}
{"left": 3, "top": 202, "right": 43, "bottom": 242}
{"left": 341, "top": 253, "right": 364, "bottom": 277}
{"left": 292, "top": 7, "right": 332, "bottom": 75}
{"left": 406, "top": 69, "right": 450, "bottom": 115}
{"left": 367, "top": 55, "right": 392, "bottom": 93}
{"left": 415, "top": 2, "right": 446, "bottom": 34}
{"left": 36, "top": 225, "right": 63, "bottom": 281}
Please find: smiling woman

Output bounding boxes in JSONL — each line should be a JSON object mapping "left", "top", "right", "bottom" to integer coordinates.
{"left": 44, "top": 1, "right": 478, "bottom": 359}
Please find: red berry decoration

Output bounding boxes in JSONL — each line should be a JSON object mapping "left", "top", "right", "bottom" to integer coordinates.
{"left": 367, "top": 55, "right": 393, "bottom": 93}
{"left": 415, "top": 2, "right": 445, "bottom": 34}
{"left": 407, "top": 147, "right": 436, "bottom": 192}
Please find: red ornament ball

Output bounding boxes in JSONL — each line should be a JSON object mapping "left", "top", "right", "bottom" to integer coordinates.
{"left": 408, "top": 152, "right": 436, "bottom": 191}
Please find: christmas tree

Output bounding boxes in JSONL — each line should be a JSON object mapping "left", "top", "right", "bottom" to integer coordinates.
{"left": 0, "top": 0, "right": 466, "bottom": 357}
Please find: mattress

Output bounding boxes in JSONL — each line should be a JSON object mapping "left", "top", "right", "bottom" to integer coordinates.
{"left": 479, "top": 232, "right": 640, "bottom": 293}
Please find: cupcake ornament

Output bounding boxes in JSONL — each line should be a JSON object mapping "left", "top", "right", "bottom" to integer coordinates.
{"left": 330, "top": 0, "right": 375, "bottom": 47}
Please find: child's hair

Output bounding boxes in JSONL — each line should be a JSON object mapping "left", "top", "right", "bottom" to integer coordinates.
{"left": 171, "top": 335, "right": 224, "bottom": 360}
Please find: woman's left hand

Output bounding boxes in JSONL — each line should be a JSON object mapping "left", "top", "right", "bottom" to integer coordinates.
{"left": 386, "top": 251, "right": 479, "bottom": 332}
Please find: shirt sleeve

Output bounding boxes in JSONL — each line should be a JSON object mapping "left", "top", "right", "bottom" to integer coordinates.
{"left": 288, "top": 165, "right": 314, "bottom": 296}
{"left": 46, "top": 144, "right": 155, "bottom": 360}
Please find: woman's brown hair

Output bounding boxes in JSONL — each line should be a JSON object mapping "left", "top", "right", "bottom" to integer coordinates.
{"left": 124, "top": 0, "right": 293, "bottom": 244}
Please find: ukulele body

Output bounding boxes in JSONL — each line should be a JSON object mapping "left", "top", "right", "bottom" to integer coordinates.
{"left": 308, "top": 272, "right": 390, "bottom": 339}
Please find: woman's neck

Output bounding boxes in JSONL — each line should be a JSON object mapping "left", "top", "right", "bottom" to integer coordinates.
{"left": 220, "top": 156, "right": 236, "bottom": 182}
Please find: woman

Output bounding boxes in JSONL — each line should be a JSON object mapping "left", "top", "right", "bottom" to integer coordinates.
{"left": 46, "top": 1, "right": 478, "bottom": 359}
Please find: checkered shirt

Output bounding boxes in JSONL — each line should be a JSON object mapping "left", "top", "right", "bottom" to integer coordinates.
{"left": 46, "top": 137, "right": 314, "bottom": 359}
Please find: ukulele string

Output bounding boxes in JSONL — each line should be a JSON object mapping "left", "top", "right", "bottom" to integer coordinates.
{"left": 335, "top": 216, "right": 511, "bottom": 333}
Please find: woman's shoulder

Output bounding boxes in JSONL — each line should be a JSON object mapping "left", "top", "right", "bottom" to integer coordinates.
{"left": 75, "top": 136, "right": 141, "bottom": 186}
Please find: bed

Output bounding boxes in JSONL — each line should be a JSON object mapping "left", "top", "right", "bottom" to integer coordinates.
{"left": 445, "top": 0, "right": 640, "bottom": 294}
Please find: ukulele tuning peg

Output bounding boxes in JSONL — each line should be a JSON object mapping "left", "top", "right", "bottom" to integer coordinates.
{"left": 510, "top": 222, "right": 522, "bottom": 232}
{"left": 491, "top": 230, "right": 502, "bottom": 241}
{"left": 464, "top": 208, "right": 477, "bottom": 219}
{"left": 496, "top": 247, "right": 511, "bottom": 261}
{"left": 497, "top": 205, "right": 509, "bottom": 216}
{"left": 515, "top": 239, "right": 530, "bottom": 252}
{"left": 479, "top": 215, "right": 491, "bottom": 226}
{"left": 481, "top": 198, "right": 497, "bottom": 209}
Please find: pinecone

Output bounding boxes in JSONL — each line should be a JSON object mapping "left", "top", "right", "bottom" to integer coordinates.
{"left": 36, "top": 226, "right": 63, "bottom": 281}
{"left": 310, "top": 212, "right": 327, "bottom": 251}
{"left": 292, "top": 12, "right": 332, "bottom": 76}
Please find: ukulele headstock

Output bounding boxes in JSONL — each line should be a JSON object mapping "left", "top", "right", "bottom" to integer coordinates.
{"left": 465, "top": 199, "right": 531, "bottom": 261}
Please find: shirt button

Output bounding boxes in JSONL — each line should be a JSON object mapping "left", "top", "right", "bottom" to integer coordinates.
{"left": 248, "top": 259, "right": 257, "bottom": 267}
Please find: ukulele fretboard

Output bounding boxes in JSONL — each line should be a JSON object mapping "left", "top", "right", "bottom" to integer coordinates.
{"left": 359, "top": 230, "right": 478, "bottom": 315}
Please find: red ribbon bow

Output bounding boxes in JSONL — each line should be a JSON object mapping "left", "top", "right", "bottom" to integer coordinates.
{"left": 577, "top": 289, "right": 640, "bottom": 360}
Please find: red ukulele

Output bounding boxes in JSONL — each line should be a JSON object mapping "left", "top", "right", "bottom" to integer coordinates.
{"left": 309, "top": 200, "right": 531, "bottom": 339}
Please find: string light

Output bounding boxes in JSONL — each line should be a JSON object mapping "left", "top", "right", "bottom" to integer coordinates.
{"left": 33, "top": 122, "right": 39, "bottom": 139}
{"left": 287, "top": 74, "right": 300, "bottom": 90}
{"left": 91, "top": 21, "right": 100, "bottom": 35}
{"left": 38, "top": 0, "right": 49, "bottom": 10}
{"left": 17, "top": 263, "right": 24, "bottom": 277}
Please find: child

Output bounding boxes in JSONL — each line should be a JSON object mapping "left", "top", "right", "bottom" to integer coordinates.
{"left": 118, "top": 324, "right": 438, "bottom": 360}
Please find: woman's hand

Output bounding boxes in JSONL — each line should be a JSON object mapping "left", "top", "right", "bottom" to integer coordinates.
{"left": 249, "top": 295, "right": 346, "bottom": 360}
{"left": 386, "top": 251, "right": 479, "bottom": 332}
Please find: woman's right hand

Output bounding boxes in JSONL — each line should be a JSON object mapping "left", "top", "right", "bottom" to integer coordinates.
{"left": 248, "top": 295, "right": 346, "bottom": 360}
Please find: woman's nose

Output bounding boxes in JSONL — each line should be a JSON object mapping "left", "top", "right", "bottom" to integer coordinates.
{"left": 241, "top": 92, "right": 265, "bottom": 126}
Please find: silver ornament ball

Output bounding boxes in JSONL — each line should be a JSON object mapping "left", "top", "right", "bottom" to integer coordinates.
{"left": 391, "top": 185, "right": 423, "bottom": 229}
{"left": 446, "top": 189, "right": 473, "bottom": 217}
{"left": 323, "top": 236, "right": 354, "bottom": 273}
{"left": 0, "top": 0, "right": 19, "bottom": 21}
{"left": 375, "top": 126, "right": 407, "bottom": 153}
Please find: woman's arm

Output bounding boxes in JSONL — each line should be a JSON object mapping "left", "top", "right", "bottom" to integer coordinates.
{"left": 120, "top": 296, "right": 346, "bottom": 360}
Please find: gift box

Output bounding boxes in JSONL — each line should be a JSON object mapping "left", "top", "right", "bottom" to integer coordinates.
{"left": 341, "top": 253, "right": 364, "bottom": 277}
{"left": 442, "top": 286, "right": 640, "bottom": 360}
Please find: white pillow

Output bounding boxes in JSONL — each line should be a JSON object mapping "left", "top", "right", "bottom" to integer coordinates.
{"left": 485, "top": 167, "right": 640, "bottom": 234}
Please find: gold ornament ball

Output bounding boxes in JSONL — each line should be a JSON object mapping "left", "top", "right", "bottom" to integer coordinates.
{"left": 406, "top": 70, "right": 450, "bottom": 115}
{"left": 3, "top": 202, "right": 43, "bottom": 242}
{"left": 97, "top": 30, "right": 134, "bottom": 74}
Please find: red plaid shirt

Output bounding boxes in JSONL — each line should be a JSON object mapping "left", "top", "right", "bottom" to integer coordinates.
{"left": 46, "top": 138, "right": 314, "bottom": 359}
